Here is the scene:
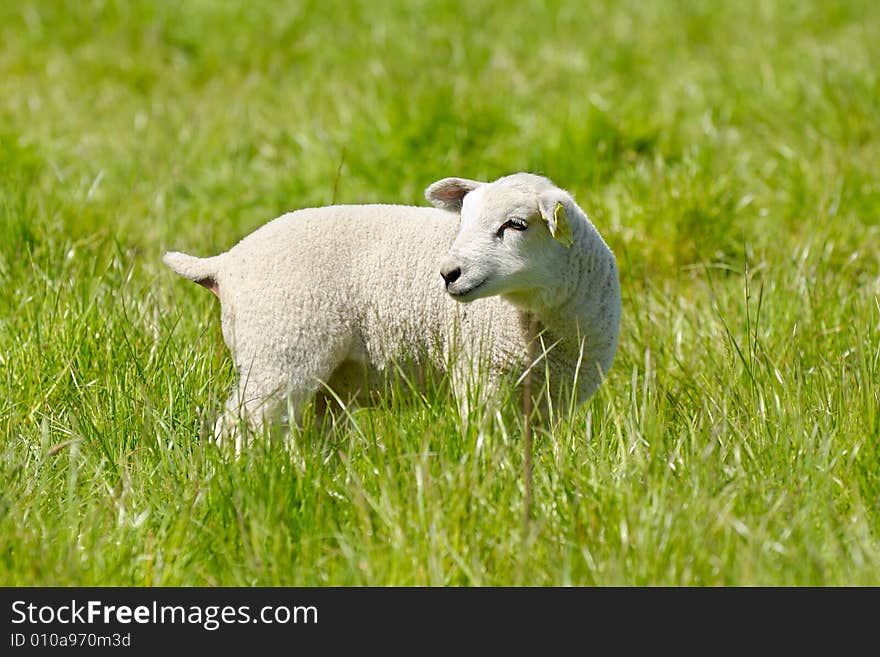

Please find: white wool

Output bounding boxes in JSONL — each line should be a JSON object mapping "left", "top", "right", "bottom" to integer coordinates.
{"left": 164, "top": 173, "right": 621, "bottom": 438}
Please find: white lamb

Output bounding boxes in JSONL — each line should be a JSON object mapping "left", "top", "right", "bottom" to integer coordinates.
{"left": 163, "top": 172, "right": 621, "bottom": 439}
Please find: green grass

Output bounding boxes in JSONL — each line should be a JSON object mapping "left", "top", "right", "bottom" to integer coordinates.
{"left": 2, "top": 0, "right": 879, "bottom": 585}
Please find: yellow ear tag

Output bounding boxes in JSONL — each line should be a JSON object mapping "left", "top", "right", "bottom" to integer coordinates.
{"left": 550, "top": 202, "right": 574, "bottom": 247}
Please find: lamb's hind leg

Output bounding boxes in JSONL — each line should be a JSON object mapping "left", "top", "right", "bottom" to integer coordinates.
{"left": 215, "top": 341, "right": 351, "bottom": 451}
{"left": 213, "top": 361, "right": 291, "bottom": 453}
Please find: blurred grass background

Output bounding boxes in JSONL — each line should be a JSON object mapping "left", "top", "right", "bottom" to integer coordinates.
{"left": 1, "top": 0, "right": 878, "bottom": 585}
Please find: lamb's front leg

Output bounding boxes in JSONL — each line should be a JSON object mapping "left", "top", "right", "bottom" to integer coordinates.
{"left": 450, "top": 356, "right": 504, "bottom": 434}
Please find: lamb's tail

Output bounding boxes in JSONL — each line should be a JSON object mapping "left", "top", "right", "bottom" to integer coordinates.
{"left": 163, "top": 251, "right": 221, "bottom": 296}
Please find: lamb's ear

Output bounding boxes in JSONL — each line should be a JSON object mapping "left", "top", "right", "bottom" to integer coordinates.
{"left": 425, "top": 177, "right": 484, "bottom": 211}
{"left": 538, "top": 195, "right": 574, "bottom": 247}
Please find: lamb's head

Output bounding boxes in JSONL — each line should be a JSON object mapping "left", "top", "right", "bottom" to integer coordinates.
{"left": 427, "top": 173, "right": 577, "bottom": 307}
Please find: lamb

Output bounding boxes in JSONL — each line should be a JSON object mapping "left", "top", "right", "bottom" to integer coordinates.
{"left": 163, "top": 172, "right": 621, "bottom": 441}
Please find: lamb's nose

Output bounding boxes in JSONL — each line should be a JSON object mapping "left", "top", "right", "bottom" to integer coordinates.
{"left": 440, "top": 266, "right": 461, "bottom": 287}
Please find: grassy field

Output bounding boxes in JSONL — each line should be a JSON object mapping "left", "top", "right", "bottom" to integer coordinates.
{"left": 1, "top": 0, "right": 878, "bottom": 586}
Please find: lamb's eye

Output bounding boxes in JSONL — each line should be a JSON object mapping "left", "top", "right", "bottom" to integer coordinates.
{"left": 497, "top": 219, "right": 528, "bottom": 237}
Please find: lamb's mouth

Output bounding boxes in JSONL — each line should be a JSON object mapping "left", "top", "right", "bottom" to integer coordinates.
{"left": 448, "top": 278, "right": 488, "bottom": 301}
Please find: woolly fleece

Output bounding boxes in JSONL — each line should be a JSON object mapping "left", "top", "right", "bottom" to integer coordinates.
{"left": 164, "top": 173, "right": 621, "bottom": 437}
